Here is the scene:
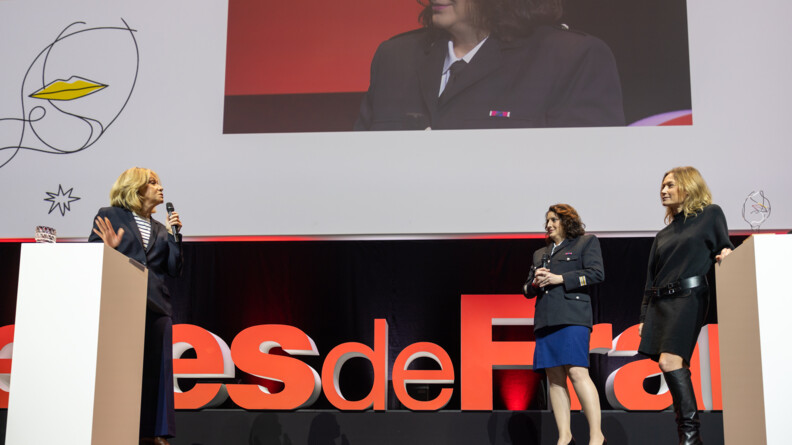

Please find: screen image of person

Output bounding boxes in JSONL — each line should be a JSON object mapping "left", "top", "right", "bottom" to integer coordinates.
{"left": 639, "top": 166, "right": 733, "bottom": 445}
{"left": 523, "top": 204, "right": 606, "bottom": 445}
{"left": 89, "top": 167, "right": 183, "bottom": 445}
{"left": 354, "top": 0, "right": 625, "bottom": 131}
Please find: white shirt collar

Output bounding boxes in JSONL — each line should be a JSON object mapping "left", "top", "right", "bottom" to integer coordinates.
{"left": 442, "top": 36, "right": 489, "bottom": 74}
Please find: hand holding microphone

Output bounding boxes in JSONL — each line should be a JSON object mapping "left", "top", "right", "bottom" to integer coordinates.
{"left": 532, "top": 254, "right": 549, "bottom": 289}
{"left": 534, "top": 254, "right": 562, "bottom": 288}
{"left": 165, "top": 202, "right": 182, "bottom": 236}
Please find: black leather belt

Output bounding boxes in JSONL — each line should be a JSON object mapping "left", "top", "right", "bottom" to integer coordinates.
{"left": 644, "top": 275, "right": 707, "bottom": 298}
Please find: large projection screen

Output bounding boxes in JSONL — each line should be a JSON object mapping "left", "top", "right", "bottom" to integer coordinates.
{"left": 0, "top": 0, "right": 788, "bottom": 239}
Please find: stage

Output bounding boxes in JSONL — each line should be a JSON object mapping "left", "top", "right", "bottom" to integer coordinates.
{"left": 0, "top": 238, "right": 739, "bottom": 444}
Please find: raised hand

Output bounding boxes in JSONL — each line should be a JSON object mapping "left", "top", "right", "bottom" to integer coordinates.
{"left": 92, "top": 216, "right": 125, "bottom": 249}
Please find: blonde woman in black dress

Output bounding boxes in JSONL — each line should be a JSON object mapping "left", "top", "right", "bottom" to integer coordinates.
{"left": 639, "top": 167, "right": 732, "bottom": 445}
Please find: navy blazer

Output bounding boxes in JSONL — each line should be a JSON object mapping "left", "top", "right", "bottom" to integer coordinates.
{"left": 354, "top": 26, "right": 624, "bottom": 130}
{"left": 523, "top": 234, "right": 604, "bottom": 330}
{"left": 88, "top": 206, "right": 182, "bottom": 316}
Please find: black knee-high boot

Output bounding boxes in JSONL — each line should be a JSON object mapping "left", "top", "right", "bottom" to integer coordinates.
{"left": 664, "top": 368, "right": 702, "bottom": 445}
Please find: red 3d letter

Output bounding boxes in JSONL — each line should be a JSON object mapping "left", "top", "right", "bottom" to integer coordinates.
{"left": 227, "top": 324, "right": 321, "bottom": 410}
{"left": 172, "top": 324, "right": 234, "bottom": 409}
{"left": 460, "top": 294, "right": 535, "bottom": 410}
{"left": 322, "top": 319, "right": 388, "bottom": 411}
{"left": 392, "top": 342, "right": 454, "bottom": 411}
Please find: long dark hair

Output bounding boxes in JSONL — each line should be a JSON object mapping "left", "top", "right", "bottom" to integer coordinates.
{"left": 417, "top": 0, "right": 563, "bottom": 41}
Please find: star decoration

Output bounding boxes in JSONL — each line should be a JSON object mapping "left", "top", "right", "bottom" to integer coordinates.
{"left": 44, "top": 185, "right": 81, "bottom": 216}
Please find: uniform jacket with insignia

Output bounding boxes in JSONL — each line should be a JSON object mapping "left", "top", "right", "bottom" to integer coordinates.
{"left": 354, "top": 25, "right": 624, "bottom": 130}
{"left": 523, "top": 234, "right": 604, "bottom": 330}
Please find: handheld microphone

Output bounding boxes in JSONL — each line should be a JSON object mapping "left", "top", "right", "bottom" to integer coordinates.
{"left": 538, "top": 253, "right": 550, "bottom": 292}
{"left": 165, "top": 202, "right": 180, "bottom": 236}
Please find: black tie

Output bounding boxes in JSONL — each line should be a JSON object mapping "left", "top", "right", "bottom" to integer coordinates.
{"left": 440, "top": 60, "right": 468, "bottom": 101}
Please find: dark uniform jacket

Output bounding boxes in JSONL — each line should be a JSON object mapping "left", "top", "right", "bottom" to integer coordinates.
{"left": 523, "top": 234, "right": 604, "bottom": 330}
{"left": 354, "top": 26, "right": 624, "bottom": 131}
{"left": 89, "top": 206, "right": 182, "bottom": 316}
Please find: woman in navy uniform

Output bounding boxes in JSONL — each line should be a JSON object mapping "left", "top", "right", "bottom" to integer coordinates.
{"left": 639, "top": 167, "right": 732, "bottom": 445}
{"left": 354, "top": 0, "right": 624, "bottom": 130}
{"left": 524, "top": 204, "right": 605, "bottom": 445}
{"left": 89, "top": 167, "right": 183, "bottom": 445}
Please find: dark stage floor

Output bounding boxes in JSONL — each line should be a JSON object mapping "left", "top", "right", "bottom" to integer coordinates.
{"left": 0, "top": 410, "right": 723, "bottom": 444}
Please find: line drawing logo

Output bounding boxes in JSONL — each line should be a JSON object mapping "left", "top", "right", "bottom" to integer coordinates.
{"left": 0, "top": 19, "right": 139, "bottom": 169}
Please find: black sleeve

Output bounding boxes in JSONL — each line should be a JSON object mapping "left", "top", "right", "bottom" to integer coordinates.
{"left": 166, "top": 230, "right": 183, "bottom": 278}
{"left": 561, "top": 235, "right": 605, "bottom": 291}
{"left": 523, "top": 265, "right": 538, "bottom": 298}
{"left": 709, "top": 205, "right": 734, "bottom": 258}
{"left": 640, "top": 237, "right": 658, "bottom": 323}
{"left": 547, "top": 36, "right": 625, "bottom": 127}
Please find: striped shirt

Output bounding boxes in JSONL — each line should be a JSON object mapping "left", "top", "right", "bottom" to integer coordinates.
{"left": 133, "top": 214, "right": 152, "bottom": 249}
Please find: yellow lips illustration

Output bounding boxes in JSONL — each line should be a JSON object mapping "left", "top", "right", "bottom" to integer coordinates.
{"left": 29, "top": 76, "right": 107, "bottom": 100}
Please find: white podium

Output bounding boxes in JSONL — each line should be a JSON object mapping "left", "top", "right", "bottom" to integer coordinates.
{"left": 715, "top": 234, "right": 792, "bottom": 445}
{"left": 5, "top": 243, "right": 148, "bottom": 445}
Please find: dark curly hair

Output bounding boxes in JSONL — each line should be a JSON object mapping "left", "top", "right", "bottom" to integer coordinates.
{"left": 417, "top": 0, "right": 563, "bottom": 41}
{"left": 546, "top": 203, "right": 585, "bottom": 242}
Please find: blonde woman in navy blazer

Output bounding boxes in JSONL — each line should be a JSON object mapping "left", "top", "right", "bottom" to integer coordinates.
{"left": 89, "top": 167, "right": 182, "bottom": 445}
{"left": 524, "top": 204, "right": 605, "bottom": 445}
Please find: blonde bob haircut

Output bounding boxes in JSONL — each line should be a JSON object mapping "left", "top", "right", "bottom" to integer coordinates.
{"left": 109, "top": 167, "right": 159, "bottom": 214}
{"left": 663, "top": 166, "right": 712, "bottom": 224}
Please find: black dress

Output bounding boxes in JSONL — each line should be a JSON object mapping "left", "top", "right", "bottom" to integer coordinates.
{"left": 638, "top": 204, "right": 733, "bottom": 364}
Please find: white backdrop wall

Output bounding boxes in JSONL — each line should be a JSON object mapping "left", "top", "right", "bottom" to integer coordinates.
{"left": 0, "top": 0, "right": 789, "bottom": 239}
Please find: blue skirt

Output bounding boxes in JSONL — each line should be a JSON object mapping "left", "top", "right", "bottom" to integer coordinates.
{"left": 533, "top": 325, "right": 590, "bottom": 372}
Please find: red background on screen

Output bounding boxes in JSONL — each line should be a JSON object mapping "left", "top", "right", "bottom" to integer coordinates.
{"left": 225, "top": 0, "right": 423, "bottom": 95}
